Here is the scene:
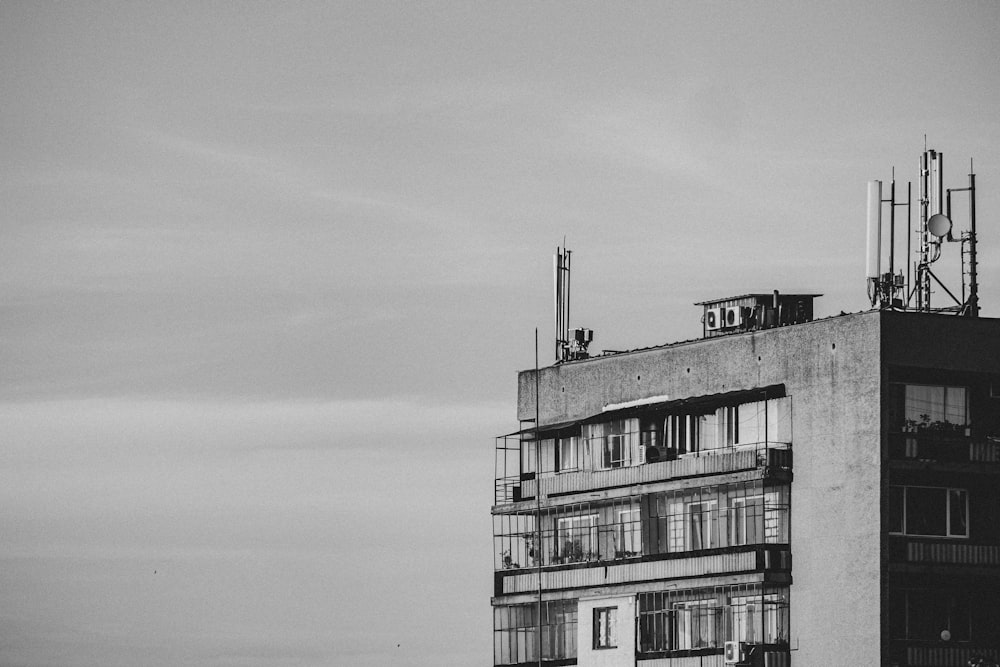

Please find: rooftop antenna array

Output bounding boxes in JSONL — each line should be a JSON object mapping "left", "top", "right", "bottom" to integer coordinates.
{"left": 866, "top": 145, "right": 979, "bottom": 316}
{"left": 554, "top": 243, "right": 592, "bottom": 362}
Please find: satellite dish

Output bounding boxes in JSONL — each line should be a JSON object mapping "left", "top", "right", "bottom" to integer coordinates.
{"left": 927, "top": 213, "right": 952, "bottom": 238}
{"left": 940, "top": 629, "right": 952, "bottom": 641}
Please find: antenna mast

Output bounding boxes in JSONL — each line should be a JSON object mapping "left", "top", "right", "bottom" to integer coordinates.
{"left": 554, "top": 245, "right": 571, "bottom": 362}
{"left": 866, "top": 145, "right": 980, "bottom": 316}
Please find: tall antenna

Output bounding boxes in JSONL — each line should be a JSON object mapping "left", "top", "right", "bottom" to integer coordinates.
{"left": 554, "top": 245, "right": 571, "bottom": 362}
{"left": 866, "top": 144, "right": 980, "bottom": 316}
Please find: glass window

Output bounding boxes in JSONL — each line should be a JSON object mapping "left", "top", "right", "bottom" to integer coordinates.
{"left": 674, "top": 600, "right": 718, "bottom": 649}
{"left": 593, "top": 607, "right": 617, "bottom": 649}
{"left": 615, "top": 509, "right": 641, "bottom": 557}
{"left": 558, "top": 436, "right": 578, "bottom": 472}
{"left": 730, "top": 496, "right": 764, "bottom": 545}
{"left": 494, "top": 600, "right": 578, "bottom": 664}
{"left": 557, "top": 515, "right": 598, "bottom": 563}
{"left": 687, "top": 500, "right": 718, "bottom": 550}
{"left": 603, "top": 434, "right": 625, "bottom": 468}
{"left": 898, "top": 590, "right": 971, "bottom": 641}
{"left": 903, "top": 384, "right": 968, "bottom": 429}
{"left": 890, "top": 486, "right": 969, "bottom": 538}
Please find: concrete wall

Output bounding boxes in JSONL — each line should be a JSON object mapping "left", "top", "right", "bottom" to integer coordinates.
{"left": 517, "top": 312, "right": 885, "bottom": 665}
{"left": 577, "top": 594, "right": 636, "bottom": 667}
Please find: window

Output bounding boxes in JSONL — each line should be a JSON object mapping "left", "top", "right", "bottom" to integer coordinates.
{"left": 720, "top": 405, "right": 738, "bottom": 447}
{"left": 603, "top": 433, "right": 626, "bottom": 468}
{"left": 729, "top": 595, "right": 785, "bottom": 643}
{"left": 890, "top": 589, "right": 970, "bottom": 641}
{"left": 593, "top": 607, "right": 617, "bottom": 649}
{"left": 494, "top": 600, "right": 578, "bottom": 664}
{"left": 674, "top": 600, "right": 718, "bottom": 649}
{"left": 638, "top": 585, "right": 788, "bottom": 656}
{"left": 557, "top": 515, "right": 598, "bottom": 562}
{"left": 687, "top": 500, "right": 717, "bottom": 550}
{"left": 615, "top": 509, "right": 641, "bottom": 557}
{"left": 520, "top": 439, "right": 536, "bottom": 476}
{"left": 583, "top": 419, "right": 636, "bottom": 470}
{"left": 558, "top": 436, "right": 579, "bottom": 472}
{"left": 730, "top": 496, "right": 764, "bottom": 545}
{"left": 666, "top": 414, "right": 701, "bottom": 455}
{"left": 889, "top": 486, "right": 968, "bottom": 537}
{"left": 902, "top": 384, "right": 968, "bottom": 429}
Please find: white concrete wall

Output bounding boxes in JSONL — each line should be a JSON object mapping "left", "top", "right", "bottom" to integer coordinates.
{"left": 577, "top": 594, "right": 635, "bottom": 667}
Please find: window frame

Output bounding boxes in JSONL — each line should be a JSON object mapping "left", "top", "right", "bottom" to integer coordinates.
{"left": 557, "top": 436, "right": 579, "bottom": 473}
{"left": 615, "top": 508, "right": 641, "bottom": 557}
{"left": 889, "top": 485, "right": 969, "bottom": 538}
{"left": 900, "top": 383, "right": 970, "bottom": 429}
{"left": 593, "top": 606, "right": 618, "bottom": 649}
{"left": 729, "top": 495, "right": 764, "bottom": 546}
{"left": 686, "top": 500, "right": 718, "bottom": 551}
{"left": 556, "top": 514, "right": 599, "bottom": 563}
{"left": 673, "top": 599, "right": 719, "bottom": 649}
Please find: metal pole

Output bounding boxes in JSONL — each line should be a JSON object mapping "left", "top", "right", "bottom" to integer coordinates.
{"left": 889, "top": 177, "right": 896, "bottom": 288}
{"left": 906, "top": 181, "right": 912, "bottom": 308}
{"left": 969, "top": 167, "right": 979, "bottom": 317}
{"left": 535, "top": 328, "right": 542, "bottom": 667}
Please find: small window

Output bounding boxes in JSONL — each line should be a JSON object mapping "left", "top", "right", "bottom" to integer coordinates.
{"left": 604, "top": 434, "right": 626, "bottom": 468}
{"left": 730, "top": 496, "right": 764, "bottom": 545}
{"left": 557, "top": 515, "right": 599, "bottom": 563}
{"left": 558, "top": 436, "right": 579, "bottom": 472}
{"left": 674, "top": 600, "right": 718, "bottom": 649}
{"left": 889, "top": 486, "right": 969, "bottom": 538}
{"left": 593, "top": 606, "right": 617, "bottom": 649}
{"left": 902, "top": 384, "right": 968, "bottom": 430}
{"left": 615, "top": 509, "right": 641, "bottom": 557}
{"left": 687, "top": 500, "right": 718, "bottom": 550}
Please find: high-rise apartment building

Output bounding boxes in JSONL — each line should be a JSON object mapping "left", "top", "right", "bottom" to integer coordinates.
{"left": 491, "top": 296, "right": 1000, "bottom": 666}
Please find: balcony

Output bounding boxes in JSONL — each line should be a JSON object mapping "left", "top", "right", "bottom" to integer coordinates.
{"left": 889, "top": 539, "right": 1000, "bottom": 567}
{"left": 902, "top": 646, "right": 1000, "bottom": 667}
{"left": 496, "top": 546, "right": 790, "bottom": 596}
{"left": 888, "top": 432, "right": 1000, "bottom": 466}
{"left": 519, "top": 444, "right": 790, "bottom": 501}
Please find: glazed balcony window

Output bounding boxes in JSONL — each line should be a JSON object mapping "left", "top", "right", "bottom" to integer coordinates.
{"left": 888, "top": 485, "right": 969, "bottom": 538}
{"left": 891, "top": 383, "right": 969, "bottom": 432}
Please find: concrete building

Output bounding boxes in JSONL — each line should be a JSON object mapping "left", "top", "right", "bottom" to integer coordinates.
{"left": 492, "top": 297, "right": 1000, "bottom": 667}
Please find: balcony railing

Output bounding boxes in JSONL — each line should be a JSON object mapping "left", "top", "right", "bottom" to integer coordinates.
{"left": 890, "top": 539, "right": 1000, "bottom": 566}
{"left": 905, "top": 646, "right": 1000, "bottom": 667}
{"left": 888, "top": 432, "right": 1000, "bottom": 465}
{"left": 518, "top": 443, "right": 790, "bottom": 501}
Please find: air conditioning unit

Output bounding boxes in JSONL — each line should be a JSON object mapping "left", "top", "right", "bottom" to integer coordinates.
{"left": 724, "top": 640, "right": 744, "bottom": 664}
{"left": 705, "top": 307, "right": 724, "bottom": 330}
{"left": 723, "top": 306, "right": 747, "bottom": 329}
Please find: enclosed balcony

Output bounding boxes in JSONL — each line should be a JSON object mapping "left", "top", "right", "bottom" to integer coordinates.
{"left": 494, "top": 480, "right": 790, "bottom": 573}
{"left": 495, "top": 395, "right": 792, "bottom": 506}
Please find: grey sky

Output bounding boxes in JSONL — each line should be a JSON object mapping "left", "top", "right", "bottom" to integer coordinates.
{"left": 3, "top": 2, "right": 1000, "bottom": 665}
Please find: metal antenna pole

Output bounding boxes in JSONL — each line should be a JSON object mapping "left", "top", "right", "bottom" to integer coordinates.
{"left": 534, "top": 328, "right": 542, "bottom": 667}
{"left": 969, "top": 165, "right": 979, "bottom": 317}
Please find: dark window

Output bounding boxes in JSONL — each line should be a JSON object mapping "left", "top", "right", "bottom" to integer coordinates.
{"left": 901, "top": 590, "right": 971, "bottom": 641}
{"left": 593, "top": 607, "right": 617, "bottom": 649}
{"left": 890, "top": 486, "right": 968, "bottom": 538}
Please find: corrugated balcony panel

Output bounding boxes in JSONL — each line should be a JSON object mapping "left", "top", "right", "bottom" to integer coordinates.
{"left": 889, "top": 433, "right": 1000, "bottom": 465}
{"left": 906, "top": 541, "right": 1000, "bottom": 565}
{"left": 501, "top": 551, "right": 758, "bottom": 595}
{"left": 971, "top": 439, "right": 1000, "bottom": 463}
{"left": 638, "top": 656, "right": 725, "bottom": 667}
{"left": 907, "top": 646, "right": 1000, "bottom": 666}
{"left": 635, "top": 653, "right": 789, "bottom": 667}
{"left": 521, "top": 448, "right": 784, "bottom": 498}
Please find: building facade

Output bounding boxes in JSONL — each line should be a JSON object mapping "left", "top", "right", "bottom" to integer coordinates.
{"left": 492, "top": 303, "right": 1000, "bottom": 667}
